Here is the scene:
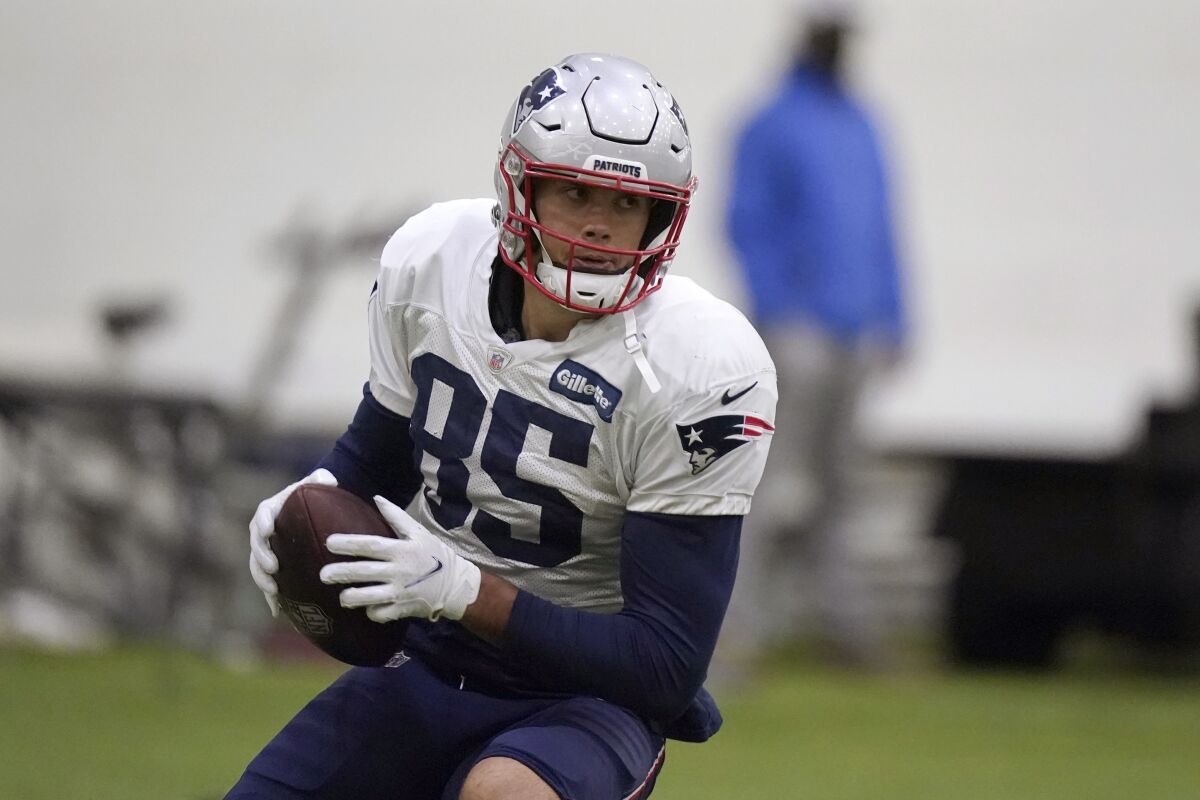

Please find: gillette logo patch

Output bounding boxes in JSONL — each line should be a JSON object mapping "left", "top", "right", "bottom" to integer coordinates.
{"left": 584, "top": 155, "right": 647, "bottom": 180}
{"left": 550, "top": 360, "right": 622, "bottom": 422}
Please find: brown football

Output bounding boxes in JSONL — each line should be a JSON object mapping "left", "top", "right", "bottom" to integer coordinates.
{"left": 273, "top": 483, "right": 409, "bottom": 667}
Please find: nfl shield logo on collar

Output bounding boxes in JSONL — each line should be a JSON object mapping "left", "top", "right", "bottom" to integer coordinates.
{"left": 384, "top": 651, "right": 411, "bottom": 668}
{"left": 487, "top": 346, "right": 513, "bottom": 373}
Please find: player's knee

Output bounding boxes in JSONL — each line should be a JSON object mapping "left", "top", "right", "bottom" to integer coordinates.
{"left": 458, "top": 756, "right": 559, "bottom": 800}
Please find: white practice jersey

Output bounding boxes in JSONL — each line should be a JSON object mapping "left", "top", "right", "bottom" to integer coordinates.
{"left": 368, "top": 199, "right": 777, "bottom": 613}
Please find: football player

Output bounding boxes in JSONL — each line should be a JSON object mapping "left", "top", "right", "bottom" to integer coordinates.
{"left": 231, "top": 53, "right": 777, "bottom": 800}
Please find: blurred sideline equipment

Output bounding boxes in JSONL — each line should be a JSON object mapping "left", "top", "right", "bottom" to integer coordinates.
{"left": 0, "top": 371, "right": 231, "bottom": 648}
{"left": 242, "top": 209, "right": 414, "bottom": 432}
{"left": 936, "top": 308, "right": 1200, "bottom": 667}
{"left": 272, "top": 483, "right": 409, "bottom": 666}
{"left": 0, "top": 211, "right": 409, "bottom": 652}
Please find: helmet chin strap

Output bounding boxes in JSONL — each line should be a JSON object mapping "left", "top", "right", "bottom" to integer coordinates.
{"left": 526, "top": 230, "right": 661, "bottom": 393}
{"left": 622, "top": 309, "right": 661, "bottom": 394}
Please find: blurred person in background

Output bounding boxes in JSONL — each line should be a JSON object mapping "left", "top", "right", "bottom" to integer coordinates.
{"left": 724, "top": 0, "right": 906, "bottom": 670}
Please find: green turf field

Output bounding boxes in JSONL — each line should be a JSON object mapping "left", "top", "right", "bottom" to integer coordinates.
{"left": 1, "top": 643, "right": 1197, "bottom": 799}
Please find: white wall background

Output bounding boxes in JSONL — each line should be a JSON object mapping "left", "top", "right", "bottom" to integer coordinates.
{"left": 3, "top": 0, "right": 1198, "bottom": 455}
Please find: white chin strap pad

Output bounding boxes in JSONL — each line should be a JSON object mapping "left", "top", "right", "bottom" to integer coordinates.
{"left": 535, "top": 255, "right": 643, "bottom": 311}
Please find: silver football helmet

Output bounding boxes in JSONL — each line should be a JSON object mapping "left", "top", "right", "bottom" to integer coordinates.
{"left": 494, "top": 53, "right": 695, "bottom": 314}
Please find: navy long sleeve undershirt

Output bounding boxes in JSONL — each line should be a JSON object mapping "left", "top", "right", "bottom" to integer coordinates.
{"left": 506, "top": 511, "right": 739, "bottom": 728}
{"left": 316, "top": 384, "right": 423, "bottom": 507}
{"left": 315, "top": 387, "right": 740, "bottom": 739}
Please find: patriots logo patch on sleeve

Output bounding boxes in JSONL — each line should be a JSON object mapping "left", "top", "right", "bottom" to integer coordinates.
{"left": 675, "top": 414, "right": 775, "bottom": 475}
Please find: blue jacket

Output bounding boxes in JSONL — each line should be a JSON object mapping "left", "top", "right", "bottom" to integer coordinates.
{"left": 727, "top": 65, "right": 905, "bottom": 342}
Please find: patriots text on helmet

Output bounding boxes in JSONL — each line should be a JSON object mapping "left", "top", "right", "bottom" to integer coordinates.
{"left": 590, "top": 160, "right": 642, "bottom": 178}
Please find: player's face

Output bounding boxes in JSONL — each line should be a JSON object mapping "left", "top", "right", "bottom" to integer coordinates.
{"left": 532, "top": 179, "right": 654, "bottom": 273}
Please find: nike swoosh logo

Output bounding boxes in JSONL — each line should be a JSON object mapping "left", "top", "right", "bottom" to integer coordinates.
{"left": 721, "top": 381, "right": 758, "bottom": 405}
{"left": 404, "top": 557, "right": 444, "bottom": 589}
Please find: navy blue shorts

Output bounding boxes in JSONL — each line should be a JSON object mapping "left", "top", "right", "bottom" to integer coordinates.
{"left": 226, "top": 654, "right": 665, "bottom": 800}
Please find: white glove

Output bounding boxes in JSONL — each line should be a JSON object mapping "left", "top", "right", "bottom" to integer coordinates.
{"left": 319, "top": 496, "right": 482, "bottom": 622}
{"left": 248, "top": 468, "right": 339, "bottom": 616}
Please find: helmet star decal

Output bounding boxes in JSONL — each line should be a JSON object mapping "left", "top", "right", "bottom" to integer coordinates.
{"left": 512, "top": 68, "right": 565, "bottom": 135}
{"left": 675, "top": 414, "right": 775, "bottom": 475}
